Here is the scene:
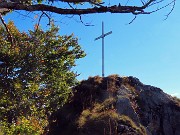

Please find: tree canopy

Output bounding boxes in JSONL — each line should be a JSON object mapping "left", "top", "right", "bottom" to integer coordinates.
{"left": 0, "top": 0, "right": 176, "bottom": 16}
{"left": 0, "top": 21, "right": 85, "bottom": 134}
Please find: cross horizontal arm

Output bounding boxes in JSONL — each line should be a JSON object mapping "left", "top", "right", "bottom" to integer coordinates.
{"left": 104, "top": 31, "right": 112, "bottom": 37}
{"left": 94, "top": 31, "right": 112, "bottom": 41}
{"left": 95, "top": 36, "right": 102, "bottom": 41}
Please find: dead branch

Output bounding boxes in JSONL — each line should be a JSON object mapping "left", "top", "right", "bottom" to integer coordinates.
{"left": 0, "top": 1, "right": 166, "bottom": 15}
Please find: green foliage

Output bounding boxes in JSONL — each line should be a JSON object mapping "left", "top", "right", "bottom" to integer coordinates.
{"left": 0, "top": 116, "right": 47, "bottom": 135}
{"left": 37, "top": 0, "right": 43, "bottom": 4}
{"left": 0, "top": 21, "right": 85, "bottom": 134}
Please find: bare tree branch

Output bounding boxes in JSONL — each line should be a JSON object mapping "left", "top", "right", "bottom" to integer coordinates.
{"left": 148, "top": 0, "right": 176, "bottom": 14}
{"left": 164, "top": 0, "right": 176, "bottom": 20}
{"left": 0, "top": 0, "right": 177, "bottom": 28}
{"left": 79, "top": 15, "right": 94, "bottom": 26}
{"left": 35, "top": 11, "right": 51, "bottom": 32}
{"left": 128, "top": 16, "right": 137, "bottom": 24}
{"left": 0, "top": 1, "right": 169, "bottom": 15}
{"left": 0, "top": 13, "right": 15, "bottom": 46}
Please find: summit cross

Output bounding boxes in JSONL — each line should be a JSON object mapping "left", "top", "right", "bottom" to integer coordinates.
{"left": 95, "top": 21, "right": 112, "bottom": 77}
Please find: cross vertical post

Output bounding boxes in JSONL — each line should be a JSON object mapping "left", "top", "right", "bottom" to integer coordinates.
{"left": 95, "top": 21, "right": 112, "bottom": 77}
{"left": 102, "top": 21, "right": 104, "bottom": 77}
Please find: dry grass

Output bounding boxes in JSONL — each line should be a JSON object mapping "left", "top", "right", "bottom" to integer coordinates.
{"left": 87, "top": 75, "right": 103, "bottom": 85}
{"left": 106, "top": 74, "right": 121, "bottom": 93}
{"left": 172, "top": 96, "right": 180, "bottom": 106}
{"left": 77, "top": 98, "right": 117, "bottom": 127}
{"left": 77, "top": 97, "right": 147, "bottom": 135}
{"left": 93, "top": 98, "right": 116, "bottom": 112}
{"left": 122, "top": 77, "right": 135, "bottom": 90}
{"left": 120, "top": 115, "right": 147, "bottom": 135}
{"left": 77, "top": 109, "right": 91, "bottom": 127}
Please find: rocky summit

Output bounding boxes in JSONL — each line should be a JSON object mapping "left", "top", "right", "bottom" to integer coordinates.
{"left": 47, "top": 75, "right": 180, "bottom": 135}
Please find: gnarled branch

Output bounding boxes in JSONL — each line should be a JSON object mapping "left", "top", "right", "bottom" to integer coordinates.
{"left": 0, "top": 1, "right": 172, "bottom": 15}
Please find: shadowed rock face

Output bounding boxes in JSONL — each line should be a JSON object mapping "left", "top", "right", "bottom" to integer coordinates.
{"left": 120, "top": 76, "right": 180, "bottom": 135}
{"left": 47, "top": 75, "right": 180, "bottom": 135}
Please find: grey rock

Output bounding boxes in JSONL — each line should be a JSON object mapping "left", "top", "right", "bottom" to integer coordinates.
{"left": 116, "top": 96, "right": 140, "bottom": 124}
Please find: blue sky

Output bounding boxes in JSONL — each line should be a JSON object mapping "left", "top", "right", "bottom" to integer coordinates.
{"left": 4, "top": 0, "right": 180, "bottom": 97}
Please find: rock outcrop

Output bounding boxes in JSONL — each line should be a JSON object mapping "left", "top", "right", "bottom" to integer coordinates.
{"left": 47, "top": 75, "right": 180, "bottom": 135}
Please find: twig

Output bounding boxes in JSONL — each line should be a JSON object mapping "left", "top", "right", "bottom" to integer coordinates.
{"left": 35, "top": 11, "right": 51, "bottom": 32}
{"left": 79, "top": 15, "right": 94, "bottom": 26}
{"left": 125, "top": 0, "right": 130, "bottom": 6}
{"left": 127, "top": 15, "right": 137, "bottom": 24}
{"left": 164, "top": 0, "right": 176, "bottom": 20}
{"left": 149, "top": 0, "right": 164, "bottom": 7}
{"left": 148, "top": 0, "right": 176, "bottom": 15}
{"left": 42, "top": 11, "right": 51, "bottom": 25}
{"left": 0, "top": 13, "right": 14, "bottom": 46}
{"left": 67, "top": 2, "right": 75, "bottom": 9}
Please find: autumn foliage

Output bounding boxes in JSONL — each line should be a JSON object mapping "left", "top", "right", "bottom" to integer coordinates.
{"left": 0, "top": 21, "right": 85, "bottom": 134}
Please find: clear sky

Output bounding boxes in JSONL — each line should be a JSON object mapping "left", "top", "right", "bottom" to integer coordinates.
{"left": 4, "top": 0, "right": 180, "bottom": 98}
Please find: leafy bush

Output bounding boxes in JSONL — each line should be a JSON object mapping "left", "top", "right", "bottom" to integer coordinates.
{"left": 0, "top": 116, "right": 47, "bottom": 135}
{"left": 0, "top": 21, "right": 85, "bottom": 134}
